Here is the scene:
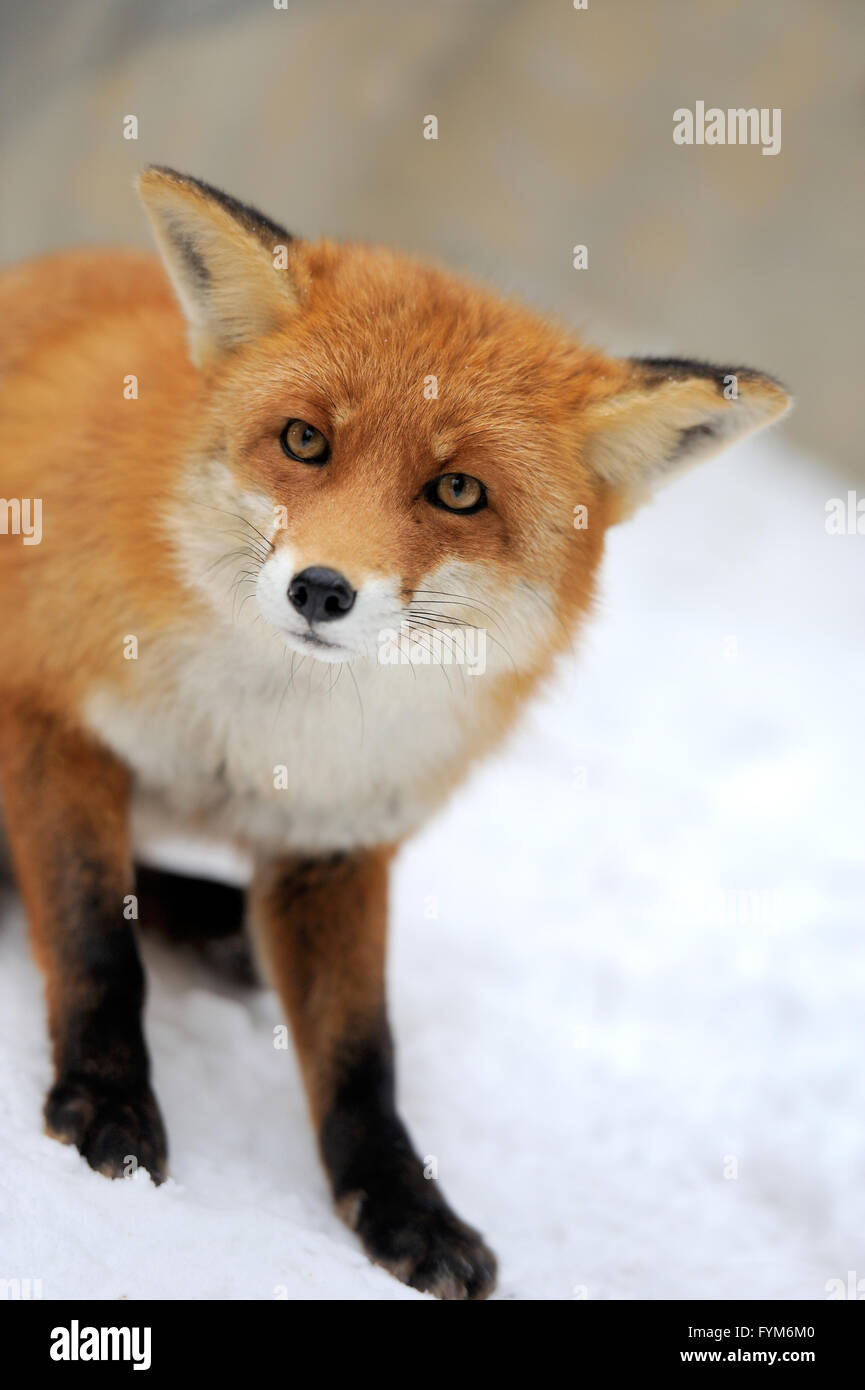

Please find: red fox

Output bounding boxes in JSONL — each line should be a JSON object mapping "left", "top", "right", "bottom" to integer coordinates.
{"left": 0, "top": 168, "right": 790, "bottom": 1299}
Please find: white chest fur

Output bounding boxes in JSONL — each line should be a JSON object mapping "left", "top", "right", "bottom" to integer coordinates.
{"left": 83, "top": 623, "right": 490, "bottom": 858}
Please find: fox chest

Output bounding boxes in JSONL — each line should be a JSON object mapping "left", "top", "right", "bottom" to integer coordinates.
{"left": 82, "top": 638, "right": 480, "bottom": 856}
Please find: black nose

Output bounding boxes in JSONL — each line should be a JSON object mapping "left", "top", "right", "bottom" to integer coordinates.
{"left": 288, "top": 566, "right": 356, "bottom": 623}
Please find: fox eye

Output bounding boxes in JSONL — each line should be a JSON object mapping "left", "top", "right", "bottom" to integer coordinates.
{"left": 280, "top": 419, "right": 330, "bottom": 464}
{"left": 425, "top": 473, "right": 487, "bottom": 515}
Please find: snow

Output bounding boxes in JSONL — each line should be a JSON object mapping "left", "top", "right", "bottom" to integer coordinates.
{"left": 1, "top": 434, "right": 863, "bottom": 1300}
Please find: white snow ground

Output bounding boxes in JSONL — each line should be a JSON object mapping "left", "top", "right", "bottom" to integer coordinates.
{"left": 0, "top": 434, "right": 863, "bottom": 1301}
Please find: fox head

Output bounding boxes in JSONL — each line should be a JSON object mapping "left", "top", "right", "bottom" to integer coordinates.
{"left": 139, "top": 167, "right": 790, "bottom": 677}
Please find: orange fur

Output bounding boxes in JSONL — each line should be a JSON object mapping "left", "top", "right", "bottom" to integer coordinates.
{"left": 0, "top": 177, "right": 788, "bottom": 757}
{"left": 0, "top": 240, "right": 614, "bottom": 723}
{"left": 0, "top": 169, "right": 791, "bottom": 1298}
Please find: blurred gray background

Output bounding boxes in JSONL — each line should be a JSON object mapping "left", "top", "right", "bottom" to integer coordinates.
{"left": 0, "top": 0, "right": 860, "bottom": 478}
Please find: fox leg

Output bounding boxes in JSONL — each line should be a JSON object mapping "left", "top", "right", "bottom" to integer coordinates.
{"left": 0, "top": 706, "right": 166, "bottom": 1181}
{"left": 251, "top": 847, "right": 497, "bottom": 1300}
{"left": 135, "top": 863, "right": 258, "bottom": 986}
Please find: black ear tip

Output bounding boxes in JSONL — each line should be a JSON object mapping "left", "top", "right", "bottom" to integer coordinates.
{"left": 140, "top": 164, "right": 193, "bottom": 184}
{"left": 138, "top": 167, "right": 293, "bottom": 247}
{"left": 630, "top": 355, "right": 788, "bottom": 399}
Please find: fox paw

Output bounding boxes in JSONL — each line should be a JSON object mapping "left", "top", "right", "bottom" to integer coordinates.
{"left": 44, "top": 1077, "right": 168, "bottom": 1184}
{"left": 338, "top": 1190, "right": 497, "bottom": 1300}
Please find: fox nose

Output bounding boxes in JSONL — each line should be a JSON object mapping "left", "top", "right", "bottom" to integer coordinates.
{"left": 288, "top": 566, "right": 356, "bottom": 623}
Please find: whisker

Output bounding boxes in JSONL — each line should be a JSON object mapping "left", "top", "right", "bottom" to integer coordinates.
{"left": 410, "top": 590, "right": 510, "bottom": 638}
{"left": 402, "top": 622, "right": 460, "bottom": 692}
{"left": 186, "top": 500, "right": 275, "bottom": 554}
{"left": 412, "top": 615, "right": 514, "bottom": 673}
{"left": 204, "top": 546, "right": 263, "bottom": 578}
{"left": 346, "top": 663, "right": 365, "bottom": 744}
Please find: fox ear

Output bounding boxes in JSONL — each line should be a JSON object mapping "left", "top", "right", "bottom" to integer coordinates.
{"left": 583, "top": 358, "right": 791, "bottom": 520}
{"left": 137, "top": 166, "right": 301, "bottom": 367}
